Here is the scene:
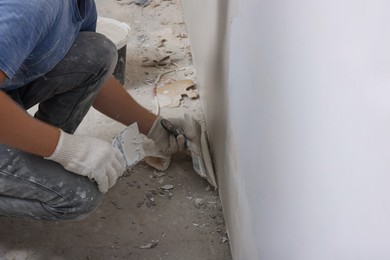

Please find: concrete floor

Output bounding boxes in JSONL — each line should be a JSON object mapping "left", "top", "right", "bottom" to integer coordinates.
{"left": 0, "top": 0, "right": 232, "bottom": 259}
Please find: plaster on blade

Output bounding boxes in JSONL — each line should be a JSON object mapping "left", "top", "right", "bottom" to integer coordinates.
{"left": 112, "top": 122, "right": 145, "bottom": 168}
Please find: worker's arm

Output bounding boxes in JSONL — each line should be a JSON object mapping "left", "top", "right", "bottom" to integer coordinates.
{"left": 0, "top": 70, "right": 124, "bottom": 193}
{"left": 0, "top": 70, "right": 60, "bottom": 157}
{"left": 92, "top": 77, "right": 188, "bottom": 154}
{"left": 92, "top": 76, "right": 158, "bottom": 135}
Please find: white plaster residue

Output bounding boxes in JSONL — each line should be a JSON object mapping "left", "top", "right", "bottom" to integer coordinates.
{"left": 112, "top": 122, "right": 145, "bottom": 168}
{"left": 58, "top": 181, "right": 64, "bottom": 188}
{"left": 28, "top": 176, "right": 36, "bottom": 182}
{"left": 11, "top": 156, "right": 19, "bottom": 165}
{"left": 5, "top": 250, "right": 30, "bottom": 260}
{"left": 77, "top": 191, "right": 87, "bottom": 199}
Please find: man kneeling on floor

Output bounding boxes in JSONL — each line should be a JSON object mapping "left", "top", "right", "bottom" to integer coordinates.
{"left": 0, "top": 0, "right": 191, "bottom": 221}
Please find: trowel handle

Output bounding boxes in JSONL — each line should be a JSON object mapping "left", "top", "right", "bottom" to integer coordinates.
{"left": 161, "top": 119, "right": 187, "bottom": 138}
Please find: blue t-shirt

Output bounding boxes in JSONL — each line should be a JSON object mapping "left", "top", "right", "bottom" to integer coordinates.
{"left": 0, "top": 0, "right": 97, "bottom": 90}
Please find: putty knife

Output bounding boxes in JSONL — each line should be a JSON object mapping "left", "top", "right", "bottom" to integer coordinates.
{"left": 161, "top": 115, "right": 217, "bottom": 188}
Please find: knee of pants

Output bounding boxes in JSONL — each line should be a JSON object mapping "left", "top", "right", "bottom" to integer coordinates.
{"left": 47, "top": 179, "right": 104, "bottom": 221}
{"left": 0, "top": 146, "right": 105, "bottom": 222}
{"left": 33, "top": 177, "right": 103, "bottom": 221}
{"left": 75, "top": 32, "right": 118, "bottom": 80}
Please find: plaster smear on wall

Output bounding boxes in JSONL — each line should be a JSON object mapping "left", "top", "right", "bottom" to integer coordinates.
{"left": 224, "top": 124, "right": 260, "bottom": 260}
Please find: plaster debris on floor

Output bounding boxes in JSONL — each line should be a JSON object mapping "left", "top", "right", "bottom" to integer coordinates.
{"left": 0, "top": 1, "right": 232, "bottom": 259}
{"left": 156, "top": 79, "right": 197, "bottom": 108}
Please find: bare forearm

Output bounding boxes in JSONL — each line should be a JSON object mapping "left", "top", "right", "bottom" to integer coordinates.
{"left": 0, "top": 91, "right": 60, "bottom": 157}
{"left": 92, "top": 77, "right": 157, "bottom": 135}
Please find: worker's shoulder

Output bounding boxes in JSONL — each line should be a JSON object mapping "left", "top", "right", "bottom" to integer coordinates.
{"left": 0, "top": 0, "right": 63, "bottom": 14}
{"left": 1, "top": 0, "right": 65, "bottom": 24}
{"left": 0, "top": 0, "right": 60, "bottom": 6}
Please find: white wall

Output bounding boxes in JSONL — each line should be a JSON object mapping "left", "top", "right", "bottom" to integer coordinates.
{"left": 183, "top": 0, "right": 390, "bottom": 259}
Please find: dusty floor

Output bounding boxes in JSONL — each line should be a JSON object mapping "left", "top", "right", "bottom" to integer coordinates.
{"left": 0, "top": 0, "right": 232, "bottom": 259}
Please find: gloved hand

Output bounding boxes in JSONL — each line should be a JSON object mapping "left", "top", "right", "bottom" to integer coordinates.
{"left": 147, "top": 115, "right": 194, "bottom": 154}
{"left": 45, "top": 130, "right": 126, "bottom": 193}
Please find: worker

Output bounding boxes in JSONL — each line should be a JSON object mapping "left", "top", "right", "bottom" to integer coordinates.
{"left": 0, "top": 0, "right": 190, "bottom": 221}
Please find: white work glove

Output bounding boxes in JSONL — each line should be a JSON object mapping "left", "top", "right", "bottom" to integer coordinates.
{"left": 147, "top": 115, "right": 194, "bottom": 155}
{"left": 45, "top": 130, "right": 126, "bottom": 193}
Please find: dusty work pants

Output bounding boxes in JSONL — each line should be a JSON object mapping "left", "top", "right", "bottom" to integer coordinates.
{"left": 0, "top": 32, "right": 118, "bottom": 221}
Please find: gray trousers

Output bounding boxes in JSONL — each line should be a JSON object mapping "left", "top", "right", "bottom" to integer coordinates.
{"left": 0, "top": 32, "right": 118, "bottom": 221}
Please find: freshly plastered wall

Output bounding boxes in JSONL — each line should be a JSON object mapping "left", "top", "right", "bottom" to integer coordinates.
{"left": 182, "top": 0, "right": 390, "bottom": 259}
